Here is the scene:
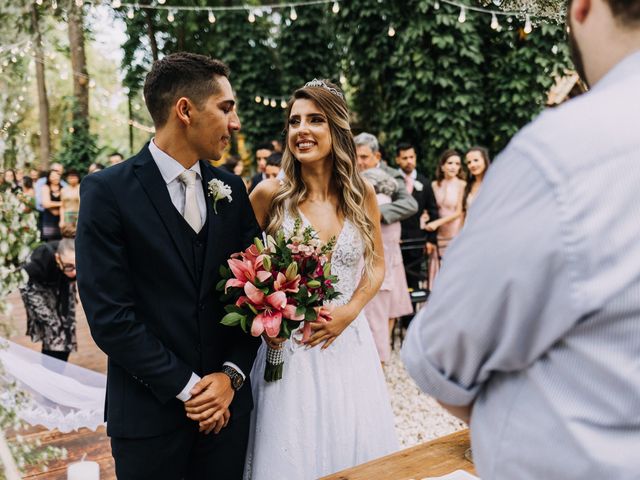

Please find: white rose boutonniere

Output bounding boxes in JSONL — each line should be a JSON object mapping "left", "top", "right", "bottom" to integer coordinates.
{"left": 207, "top": 179, "right": 233, "bottom": 214}
{"left": 414, "top": 180, "right": 424, "bottom": 192}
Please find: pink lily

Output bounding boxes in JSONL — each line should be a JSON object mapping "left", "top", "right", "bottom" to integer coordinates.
{"left": 274, "top": 272, "right": 301, "bottom": 293}
{"left": 225, "top": 254, "right": 272, "bottom": 293}
{"left": 237, "top": 283, "right": 304, "bottom": 338}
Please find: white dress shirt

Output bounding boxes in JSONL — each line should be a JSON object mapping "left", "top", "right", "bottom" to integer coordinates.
{"left": 402, "top": 51, "right": 640, "bottom": 479}
{"left": 148, "top": 139, "right": 244, "bottom": 402}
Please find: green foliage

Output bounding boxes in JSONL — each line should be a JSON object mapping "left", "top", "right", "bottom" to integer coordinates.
{"left": 56, "top": 97, "right": 100, "bottom": 173}
{"left": 337, "top": 0, "right": 571, "bottom": 175}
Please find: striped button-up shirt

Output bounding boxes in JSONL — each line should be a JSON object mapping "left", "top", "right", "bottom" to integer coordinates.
{"left": 402, "top": 50, "right": 640, "bottom": 480}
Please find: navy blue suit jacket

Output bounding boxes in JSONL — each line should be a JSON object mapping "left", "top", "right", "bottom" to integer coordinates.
{"left": 76, "top": 145, "right": 260, "bottom": 438}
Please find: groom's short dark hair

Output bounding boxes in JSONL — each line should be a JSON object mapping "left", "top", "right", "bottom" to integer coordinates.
{"left": 143, "top": 52, "right": 230, "bottom": 128}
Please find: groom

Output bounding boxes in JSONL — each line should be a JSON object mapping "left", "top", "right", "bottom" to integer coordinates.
{"left": 76, "top": 53, "right": 260, "bottom": 479}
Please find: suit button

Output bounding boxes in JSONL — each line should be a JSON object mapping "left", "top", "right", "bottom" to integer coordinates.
{"left": 195, "top": 241, "right": 203, "bottom": 248}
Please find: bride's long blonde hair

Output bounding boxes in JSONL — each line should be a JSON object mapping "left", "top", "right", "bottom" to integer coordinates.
{"left": 265, "top": 81, "right": 376, "bottom": 274}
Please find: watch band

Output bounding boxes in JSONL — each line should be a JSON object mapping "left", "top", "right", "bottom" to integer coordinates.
{"left": 222, "top": 365, "right": 244, "bottom": 391}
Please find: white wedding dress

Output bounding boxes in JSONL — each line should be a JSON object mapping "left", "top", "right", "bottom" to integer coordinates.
{"left": 243, "top": 209, "right": 399, "bottom": 480}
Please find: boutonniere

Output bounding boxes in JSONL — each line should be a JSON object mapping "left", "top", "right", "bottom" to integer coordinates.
{"left": 414, "top": 180, "right": 424, "bottom": 192}
{"left": 207, "top": 179, "right": 233, "bottom": 214}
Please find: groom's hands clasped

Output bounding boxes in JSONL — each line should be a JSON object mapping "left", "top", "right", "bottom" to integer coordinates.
{"left": 184, "top": 373, "right": 234, "bottom": 434}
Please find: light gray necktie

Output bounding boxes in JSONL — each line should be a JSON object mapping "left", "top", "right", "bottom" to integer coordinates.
{"left": 179, "top": 170, "right": 202, "bottom": 233}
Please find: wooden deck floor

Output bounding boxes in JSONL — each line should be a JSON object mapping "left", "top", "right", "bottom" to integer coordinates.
{"left": 1, "top": 291, "right": 114, "bottom": 479}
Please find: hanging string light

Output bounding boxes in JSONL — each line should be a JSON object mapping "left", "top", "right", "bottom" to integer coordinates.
{"left": 387, "top": 25, "right": 396, "bottom": 37}
{"left": 51, "top": 0, "right": 57, "bottom": 9}
{"left": 332, "top": 2, "right": 339, "bottom": 13}
{"left": 75, "top": 0, "right": 83, "bottom": 7}
{"left": 255, "top": 96, "right": 262, "bottom": 103}
{"left": 127, "top": 7, "right": 134, "bottom": 19}
{"left": 280, "top": 100, "right": 287, "bottom": 108}
{"left": 248, "top": 9, "right": 256, "bottom": 23}
{"left": 524, "top": 14, "right": 533, "bottom": 33}
{"left": 290, "top": 7, "right": 298, "bottom": 20}
{"left": 458, "top": 6, "right": 466, "bottom": 23}
{"left": 434, "top": 0, "right": 440, "bottom": 9}
{"left": 208, "top": 9, "right": 216, "bottom": 23}
{"left": 167, "top": 9, "right": 175, "bottom": 22}
{"left": 490, "top": 12, "right": 499, "bottom": 29}
{"left": 157, "top": 0, "right": 166, "bottom": 4}
{"left": 35, "top": 0, "right": 43, "bottom": 5}
{"left": 112, "top": 0, "right": 122, "bottom": 8}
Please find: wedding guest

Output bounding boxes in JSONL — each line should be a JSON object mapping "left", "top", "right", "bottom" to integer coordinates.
{"left": 270, "top": 138, "right": 283, "bottom": 153}
{"left": 41, "top": 169, "right": 63, "bottom": 241}
{"left": 59, "top": 169, "right": 81, "bottom": 229}
{"left": 221, "top": 154, "right": 243, "bottom": 175}
{"left": 426, "top": 150, "right": 466, "bottom": 283}
{"left": 395, "top": 142, "right": 439, "bottom": 292}
{"left": 462, "top": 146, "right": 491, "bottom": 215}
{"left": 403, "top": 1, "right": 640, "bottom": 478}
{"left": 29, "top": 168, "right": 40, "bottom": 183}
{"left": 35, "top": 162, "right": 65, "bottom": 214}
{"left": 108, "top": 152, "right": 124, "bottom": 166}
{"left": 361, "top": 167, "right": 413, "bottom": 363}
{"left": 264, "top": 152, "right": 282, "bottom": 180}
{"left": 15, "top": 168, "right": 25, "bottom": 185}
{"left": 88, "top": 162, "right": 105, "bottom": 174}
{"left": 1, "top": 169, "right": 21, "bottom": 193}
{"left": 248, "top": 142, "right": 273, "bottom": 193}
{"left": 354, "top": 132, "right": 418, "bottom": 225}
{"left": 20, "top": 225, "right": 77, "bottom": 362}
{"left": 21, "top": 176, "right": 35, "bottom": 199}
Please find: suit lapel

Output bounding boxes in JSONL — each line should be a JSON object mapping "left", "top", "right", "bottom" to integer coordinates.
{"left": 133, "top": 146, "right": 198, "bottom": 286}
{"left": 199, "top": 161, "right": 223, "bottom": 299}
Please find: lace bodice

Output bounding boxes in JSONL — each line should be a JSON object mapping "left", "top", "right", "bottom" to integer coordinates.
{"left": 282, "top": 208, "right": 364, "bottom": 306}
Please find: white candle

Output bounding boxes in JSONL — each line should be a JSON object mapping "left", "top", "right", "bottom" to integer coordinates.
{"left": 67, "top": 460, "right": 100, "bottom": 480}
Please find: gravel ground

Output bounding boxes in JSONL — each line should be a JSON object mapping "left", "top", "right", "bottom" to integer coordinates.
{"left": 383, "top": 346, "right": 467, "bottom": 448}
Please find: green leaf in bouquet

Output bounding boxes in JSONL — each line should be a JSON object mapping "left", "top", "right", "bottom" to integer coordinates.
{"left": 297, "top": 285, "right": 309, "bottom": 299}
{"left": 219, "top": 265, "right": 230, "bottom": 277}
{"left": 305, "top": 308, "right": 318, "bottom": 322}
{"left": 307, "top": 280, "right": 321, "bottom": 288}
{"left": 254, "top": 237, "right": 265, "bottom": 253}
{"left": 240, "top": 315, "right": 249, "bottom": 333}
{"left": 295, "top": 305, "right": 306, "bottom": 317}
{"left": 282, "top": 320, "right": 292, "bottom": 338}
{"left": 216, "top": 278, "right": 227, "bottom": 292}
{"left": 247, "top": 303, "right": 259, "bottom": 315}
{"left": 221, "top": 312, "right": 245, "bottom": 327}
{"left": 307, "top": 293, "right": 319, "bottom": 304}
{"left": 224, "top": 304, "right": 243, "bottom": 314}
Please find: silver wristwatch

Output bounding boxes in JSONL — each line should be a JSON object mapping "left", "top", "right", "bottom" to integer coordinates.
{"left": 222, "top": 365, "right": 244, "bottom": 391}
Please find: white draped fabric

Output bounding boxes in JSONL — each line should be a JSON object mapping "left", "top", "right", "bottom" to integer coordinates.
{"left": 0, "top": 338, "right": 106, "bottom": 432}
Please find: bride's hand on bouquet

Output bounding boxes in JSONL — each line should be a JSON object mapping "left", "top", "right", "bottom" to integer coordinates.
{"left": 305, "top": 305, "right": 355, "bottom": 350}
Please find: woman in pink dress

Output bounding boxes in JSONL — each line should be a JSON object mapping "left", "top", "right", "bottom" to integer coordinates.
{"left": 462, "top": 146, "right": 491, "bottom": 216}
{"left": 426, "top": 149, "right": 466, "bottom": 285}
{"left": 361, "top": 168, "right": 413, "bottom": 363}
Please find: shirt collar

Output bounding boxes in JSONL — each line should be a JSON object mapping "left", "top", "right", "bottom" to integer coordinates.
{"left": 149, "top": 138, "right": 202, "bottom": 185}
{"left": 403, "top": 169, "right": 417, "bottom": 180}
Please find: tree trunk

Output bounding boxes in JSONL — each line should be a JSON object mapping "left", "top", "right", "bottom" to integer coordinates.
{"left": 144, "top": 7, "right": 159, "bottom": 61}
{"left": 31, "top": 3, "right": 51, "bottom": 171}
{"left": 67, "top": 0, "right": 89, "bottom": 131}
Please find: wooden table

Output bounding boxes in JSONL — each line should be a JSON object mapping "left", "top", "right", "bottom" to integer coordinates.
{"left": 321, "top": 430, "right": 475, "bottom": 480}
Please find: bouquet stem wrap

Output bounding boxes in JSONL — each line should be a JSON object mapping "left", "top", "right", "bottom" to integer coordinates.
{"left": 265, "top": 345, "right": 285, "bottom": 382}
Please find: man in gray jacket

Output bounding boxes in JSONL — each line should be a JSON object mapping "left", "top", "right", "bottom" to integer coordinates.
{"left": 354, "top": 132, "right": 417, "bottom": 224}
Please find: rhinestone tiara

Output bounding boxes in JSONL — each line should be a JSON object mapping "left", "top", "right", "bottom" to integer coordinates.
{"left": 303, "top": 78, "right": 344, "bottom": 99}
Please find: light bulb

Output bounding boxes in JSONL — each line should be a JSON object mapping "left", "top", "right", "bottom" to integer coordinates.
{"left": 492, "top": 0, "right": 502, "bottom": 5}
{"left": 127, "top": 7, "right": 134, "bottom": 18}
{"left": 255, "top": 96, "right": 262, "bottom": 103}
{"left": 270, "top": 99, "right": 276, "bottom": 107}
{"left": 112, "top": 0, "right": 121, "bottom": 8}
{"left": 524, "top": 14, "right": 532, "bottom": 34}
{"left": 248, "top": 10, "right": 256, "bottom": 23}
{"left": 158, "top": 0, "right": 166, "bottom": 4}
{"left": 36, "top": 0, "right": 43, "bottom": 5}
{"left": 458, "top": 6, "right": 466, "bottom": 23}
{"left": 167, "top": 10, "right": 174, "bottom": 22}
{"left": 551, "top": 45, "right": 559, "bottom": 55}
{"left": 434, "top": 0, "right": 439, "bottom": 9}
{"left": 388, "top": 25, "right": 395, "bottom": 37}
{"left": 290, "top": 7, "right": 297, "bottom": 20}
{"left": 75, "top": 0, "right": 83, "bottom": 7}
{"left": 208, "top": 10, "right": 216, "bottom": 23}
{"left": 52, "top": 0, "right": 57, "bottom": 9}
{"left": 263, "top": 98, "right": 269, "bottom": 106}
{"left": 332, "top": 2, "right": 340, "bottom": 14}
{"left": 491, "top": 13, "right": 499, "bottom": 30}
{"left": 280, "top": 100, "right": 287, "bottom": 108}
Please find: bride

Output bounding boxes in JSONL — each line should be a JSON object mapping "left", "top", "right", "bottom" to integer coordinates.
{"left": 244, "top": 79, "right": 399, "bottom": 479}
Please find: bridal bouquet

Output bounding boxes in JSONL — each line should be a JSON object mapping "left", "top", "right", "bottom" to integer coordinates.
{"left": 217, "top": 218, "right": 340, "bottom": 382}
